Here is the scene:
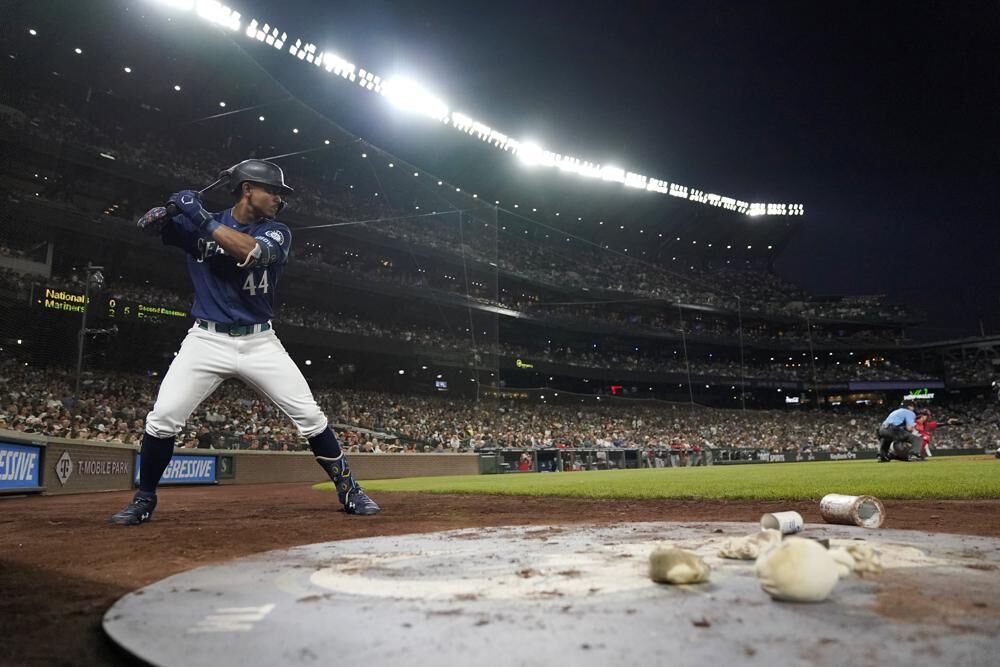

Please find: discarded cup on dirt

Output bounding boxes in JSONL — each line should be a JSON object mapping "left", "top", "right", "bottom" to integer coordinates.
{"left": 760, "top": 511, "right": 804, "bottom": 535}
{"left": 819, "top": 494, "right": 885, "bottom": 529}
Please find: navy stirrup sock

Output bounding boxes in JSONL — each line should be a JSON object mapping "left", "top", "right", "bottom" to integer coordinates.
{"left": 308, "top": 426, "right": 343, "bottom": 460}
{"left": 308, "top": 427, "right": 355, "bottom": 501}
{"left": 138, "top": 433, "right": 176, "bottom": 495}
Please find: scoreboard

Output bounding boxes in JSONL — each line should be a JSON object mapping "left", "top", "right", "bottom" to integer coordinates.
{"left": 106, "top": 298, "right": 187, "bottom": 322}
{"left": 34, "top": 286, "right": 188, "bottom": 323}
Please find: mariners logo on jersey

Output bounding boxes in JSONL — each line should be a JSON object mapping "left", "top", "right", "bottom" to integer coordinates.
{"left": 196, "top": 238, "right": 228, "bottom": 263}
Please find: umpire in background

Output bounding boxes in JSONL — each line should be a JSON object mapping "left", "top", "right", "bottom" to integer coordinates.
{"left": 877, "top": 401, "right": 922, "bottom": 462}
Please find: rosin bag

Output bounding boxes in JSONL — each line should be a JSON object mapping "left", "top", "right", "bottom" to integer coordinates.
{"left": 755, "top": 537, "right": 840, "bottom": 602}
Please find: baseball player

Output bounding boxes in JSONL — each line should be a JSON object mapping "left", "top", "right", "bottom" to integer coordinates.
{"left": 110, "top": 159, "right": 379, "bottom": 524}
{"left": 914, "top": 408, "right": 961, "bottom": 460}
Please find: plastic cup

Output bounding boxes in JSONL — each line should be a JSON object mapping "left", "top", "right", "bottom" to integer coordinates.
{"left": 760, "top": 511, "right": 804, "bottom": 534}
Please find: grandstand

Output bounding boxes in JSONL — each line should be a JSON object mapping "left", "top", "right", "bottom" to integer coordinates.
{"left": 0, "top": 1, "right": 997, "bottom": 454}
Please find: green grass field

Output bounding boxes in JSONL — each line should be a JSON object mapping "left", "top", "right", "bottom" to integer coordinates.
{"left": 316, "top": 456, "right": 1000, "bottom": 500}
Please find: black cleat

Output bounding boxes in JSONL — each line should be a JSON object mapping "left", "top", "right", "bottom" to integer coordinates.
{"left": 110, "top": 493, "right": 157, "bottom": 525}
{"left": 344, "top": 486, "right": 380, "bottom": 515}
{"left": 877, "top": 456, "right": 892, "bottom": 463}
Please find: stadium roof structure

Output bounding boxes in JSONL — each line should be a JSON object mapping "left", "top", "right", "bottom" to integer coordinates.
{"left": 4, "top": 1, "right": 804, "bottom": 261}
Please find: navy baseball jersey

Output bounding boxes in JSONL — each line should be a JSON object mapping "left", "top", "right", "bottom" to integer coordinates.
{"left": 161, "top": 208, "right": 291, "bottom": 324}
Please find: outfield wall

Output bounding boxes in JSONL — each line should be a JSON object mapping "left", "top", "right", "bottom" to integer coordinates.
{"left": 0, "top": 430, "right": 478, "bottom": 496}
{"left": 0, "top": 430, "right": 990, "bottom": 497}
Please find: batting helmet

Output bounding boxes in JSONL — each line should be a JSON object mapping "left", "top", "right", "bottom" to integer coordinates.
{"left": 224, "top": 159, "right": 294, "bottom": 195}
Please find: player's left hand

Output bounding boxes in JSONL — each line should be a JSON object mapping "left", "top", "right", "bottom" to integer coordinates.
{"left": 168, "top": 190, "right": 216, "bottom": 230}
{"left": 136, "top": 206, "right": 170, "bottom": 234}
{"left": 168, "top": 190, "right": 204, "bottom": 217}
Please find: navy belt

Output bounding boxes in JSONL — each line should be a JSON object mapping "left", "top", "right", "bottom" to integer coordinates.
{"left": 197, "top": 319, "right": 271, "bottom": 336}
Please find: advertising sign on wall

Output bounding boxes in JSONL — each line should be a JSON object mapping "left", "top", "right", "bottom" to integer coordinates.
{"left": 135, "top": 454, "right": 217, "bottom": 486}
{"left": 0, "top": 442, "right": 43, "bottom": 491}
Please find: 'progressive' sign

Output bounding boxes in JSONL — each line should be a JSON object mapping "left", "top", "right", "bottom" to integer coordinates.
{"left": 0, "top": 442, "right": 43, "bottom": 490}
{"left": 135, "top": 454, "right": 216, "bottom": 486}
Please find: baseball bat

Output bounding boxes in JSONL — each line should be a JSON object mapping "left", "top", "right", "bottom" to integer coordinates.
{"left": 164, "top": 174, "right": 230, "bottom": 216}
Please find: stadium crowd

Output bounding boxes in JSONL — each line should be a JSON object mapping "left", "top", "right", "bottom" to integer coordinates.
{"left": 0, "top": 267, "right": 934, "bottom": 383}
{"left": 944, "top": 359, "right": 997, "bottom": 387}
{"left": 2, "top": 94, "right": 915, "bottom": 324}
{"left": 1, "top": 360, "right": 995, "bottom": 455}
{"left": 0, "top": 225, "right": 911, "bottom": 350}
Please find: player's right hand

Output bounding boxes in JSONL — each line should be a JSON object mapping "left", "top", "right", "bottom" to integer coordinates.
{"left": 167, "top": 190, "right": 216, "bottom": 230}
{"left": 136, "top": 206, "right": 170, "bottom": 234}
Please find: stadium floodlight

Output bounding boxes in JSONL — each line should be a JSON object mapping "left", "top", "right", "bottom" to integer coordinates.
{"left": 292, "top": 128, "right": 299, "bottom": 133}
{"left": 123, "top": 66, "right": 132, "bottom": 73}
{"left": 196, "top": 0, "right": 241, "bottom": 31}
{"left": 324, "top": 139, "right": 331, "bottom": 145}
{"left": 624, "top": 172, "right": 647, "bottom": 189}
{"left": 516, "top": 142, "right": 545, "bottom": 167}
{"left": 173, "top": 84, "right": 181, "bottom": 91}
{"left": 258, "top": 115, "right": 265, "bottom": 121}
{"left": 153, "top": 0, "right": 196, "bottom": 10}
{"left": 381, "top": 77, "right": 449, "bottom": 121}
{"left": 74, "top": 47, "right": 83, "bottom": 54}
{"left": 600, "top": 165, "right": 626, "bottom": 184}
{"left": 218, "top": 101, "right": 226, "bottom": 107}
{"left": 320, "top": 51, "right": 354, "bottom": 78}
{"left": 28, "top": 28, "right": 37, "bottom": 36}
{"left": 160, "top": 3, "right": 803, "bottom": 217}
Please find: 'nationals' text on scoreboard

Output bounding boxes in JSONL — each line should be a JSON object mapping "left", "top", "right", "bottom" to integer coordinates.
{"left": 33, "top": 286, "right": 187, "bottom": 322}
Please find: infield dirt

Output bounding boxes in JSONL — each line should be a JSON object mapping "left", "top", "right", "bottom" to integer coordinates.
{"left": 2, "top": 484, "right": 999, "bottom": 666}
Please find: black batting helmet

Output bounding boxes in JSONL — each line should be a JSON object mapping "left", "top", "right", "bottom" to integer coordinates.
{"left": 224, "top": 159, "right": 294, "bottom": 196}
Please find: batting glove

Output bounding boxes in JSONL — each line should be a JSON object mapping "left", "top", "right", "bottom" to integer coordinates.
{"left": 136, "top": 206, "right": 170, "bottom": 235}
{"left": 168, "top": 190, "right": 220, "bottom": 234}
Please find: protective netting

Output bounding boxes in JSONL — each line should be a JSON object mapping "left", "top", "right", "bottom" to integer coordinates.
{"left": 0, "top": 27, "right": 785, "bottom": 424}
{"left": 0, "top": 3, "right": 894, "bottom": 453}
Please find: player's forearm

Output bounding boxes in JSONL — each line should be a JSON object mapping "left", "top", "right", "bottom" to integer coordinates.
{"left": 209, "top": 225, "right": 258, "bottom": 260}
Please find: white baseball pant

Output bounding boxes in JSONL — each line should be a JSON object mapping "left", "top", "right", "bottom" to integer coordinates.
{"left": 145, "top": 324, "right": 328, "bottom": 439}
